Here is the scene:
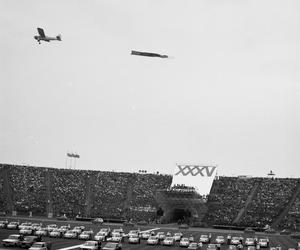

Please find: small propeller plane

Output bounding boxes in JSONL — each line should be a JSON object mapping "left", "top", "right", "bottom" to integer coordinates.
{"left": 34, "top": 28, "right": 61, "bottom": 44}
{"left": 131, "top": 50, "right": 168, "bottom": 58}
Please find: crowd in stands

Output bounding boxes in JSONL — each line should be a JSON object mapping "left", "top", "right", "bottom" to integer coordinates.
{"left": 277, "top": 196, "right": 300, "bottom": 230}
{"left": 128, "top": 174, "right": 172, "bottom": 222}
{"left": 51, "top": 169, "right": 87, "bottom": 218}
{"left": 203, "top": 177, "right": 300, "bottom": 229}
{"left": 1, "top": 163, "right": 300, "bottom": 230}
{"left": 92, "top": 171, "right": 131, "bottom": 219}
{"left": 130, "top": 174, "right": 172, "bottom": 209}
{"left": 7, "top": 165, "right": 47, "bottom": 215}
{"left": 0, "top": 165, "right": 5, "bottom": 211}
{"left": 0, "top": 164, "right": 172, "bottom": 220}
{"left": 239, "top": 178, "right": 298, "bottom": 228}
{"left": 205, "top": 176, "right": 257, "bottom": 225}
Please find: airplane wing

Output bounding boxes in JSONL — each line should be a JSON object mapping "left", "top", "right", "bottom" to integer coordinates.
{"left": 37, "top": 28, "right": 46, "bottom": 37}
{"left": 131, "top": 50, "right": 168, "bottom": 58}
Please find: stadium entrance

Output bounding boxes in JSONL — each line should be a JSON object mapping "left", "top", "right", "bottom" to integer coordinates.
{"left": 156, "top": 189, "right": 207, "bottom": 224}
{"left": 172, "top": 208, "right": 191, "bottom": 222}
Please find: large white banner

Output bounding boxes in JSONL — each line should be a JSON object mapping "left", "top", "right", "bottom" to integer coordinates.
{"left": 171, "top": 164, "right": 217, "bottom": 196}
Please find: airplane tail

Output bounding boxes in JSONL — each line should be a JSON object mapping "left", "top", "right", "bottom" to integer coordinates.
{"left": 57, "top": 34, "right": 62, "bottom": 41}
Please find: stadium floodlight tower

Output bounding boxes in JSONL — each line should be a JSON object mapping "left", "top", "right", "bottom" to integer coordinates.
{"left": 66, "top": 152, "right": 80, "bottom": 169}
{"left": 267, "top": 170, "right": 275, "bottom": 178}
{"left": 156, "top": 164, "right": 217, "bottom": 225}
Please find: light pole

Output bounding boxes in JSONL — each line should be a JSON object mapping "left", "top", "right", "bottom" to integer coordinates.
{"left": 66, "top": 152, "right": 80, "bottom": 169}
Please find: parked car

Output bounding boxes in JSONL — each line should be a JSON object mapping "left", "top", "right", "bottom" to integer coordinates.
{"left": 162, "top": 237, "right": 175, "bottom": 246}
{"left": 128, "top": 234, "right": 140, "bottom": 244}
{"left": 180, "top": 237, "right": 190, "bottom": 247}
{"left": 280, "top": 229, "right": 292, "bottom": 235}
{"left": 64, "top": 230, "right": 78, "bottom": 239}
{"left": 94, "top": 231, "right": 108, "bottom": 242}
{"left": 244, "top": 227, "right": 255, "bottom": 234}
{"left": 79, "top": 240, "right": 101, "bottom": 250}
{"left": 228, "top": 245, "right": 237, "bottom": 250}
{"left": 257, "top": 238, "right": 269, "bottom": 248}
{"left": 179, "top": 224, "right": 189, "bottom": 229}
{"left": 112, "top": 229, "right": 124, "bottom": 237}
{"left": 35, "top": 228, "right": 48, "bottom": 237}
{"left": 215, "top": 236, "right": 225, "bottom": 244}
{"left": 147, "top": 236, "right": 159, "bottom": 245}
{"left": 207, "top": 244, "right": 218, "bottom": 250}
{"left": 59, "top": 225, "right": 70, "bottom": 234}
{"left": 189, "top": 235, "right": 195, "bottom": 242}
{"left": 94, "top": 228, "right": 111, "bottom": 241}
{"left": 56, "top": 215, "right": 68, "bottom": 221}
{"left": 19, "top": 222, "right": 32, "bottom": 230}
{"left": 265, "top": 228, "right": 276, "bottom": 234}
{"left": 231, "top": 237, "right": 241, "bottom": 245}
{"left": 156, "top": 232, "right": 166, "bottom": 241}
{"left": 2, "top": 234, "right": 23, "bottom": 247}
{"left": 7, "top": 221, "right": 20, "bottom": 229}
{"left": 200, "top": 234, "right": 210, "bottom": 244}
{"left": 141, "top": 231, "right": 151, "bottom": 239}
{"left": 20, "top": 226, "right": 34, "bottom": 235}
{"left": 79, "top": 231, "right": 94, "bottom": 240}
{"left": 46, "top": 224, "right": 57, "bottom": 232}
{"left": 31, "top": 223, "right": 42, "bottom": 231}
{"left": 19, "top": 235, "right": 41, "bottom": 248}
{"left": 245, "top": 238, "right": 256, "bottom": 246}
{"left": 174, "top": 232, "right": 183, "bottom": 241}
{"left": 107, "top": 233, "right": 123, "bottom": 243}
{"left": 28, "top": 241, "right": 51, "bottom": 250}
{"left": 188, "top": 242, "right": 201, "bottom": 250}
{"left": 73, "top": 226, "right": 85, "bottom": 234}
{"left": 92, "top": 218, "right": 104, "bottom": 224}
{"left": 127, "top": 230, "right": 140, "bottom": 238}
{"left": 49, "top": 229, "right": 62, "bottom": 238}
{"left": 102, "top": 242, "right": 122, "bottom": 250}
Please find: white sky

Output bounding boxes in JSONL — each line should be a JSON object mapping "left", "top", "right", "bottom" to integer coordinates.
{"left": 1, "top": 0, "right": 300, "bottom": 177}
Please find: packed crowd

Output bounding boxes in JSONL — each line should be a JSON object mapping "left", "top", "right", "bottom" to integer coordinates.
{"left": 0, "top": 165, "right": 173, "bottom": 220}
{"left": 92, "top": 171, "right": 131, "bottom": 219}
{"left": 0, "top": 165, "right": 5, "bottom": 211}
{"left": 130, "top": 174, "right": 172, "bottom": 209}
{"left": 1, "top": 164, "right": 300, "bottom": 230}
{"left": 7, "top": 165, "right": 47, "bottom": 215}
{"left": 51, "top": 169, "right": 87, "bottom": 218}
{"left": 277, "top": 196, "right": 300, "bottom": 230}
{"left": 205, "top": 176, "right": 257, "bottom": 225}
{"left": 239, "top": 178, "right": 298, "bottom": 228}
{"left": 128, "top": 173, "right": 172, "bottom": 222}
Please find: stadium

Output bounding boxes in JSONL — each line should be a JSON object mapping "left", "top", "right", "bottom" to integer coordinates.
{"left": 1, "top": 163, "right": 300, "bottom": 250}
{"left": 2, "top": 0, "right": 300, "bottom": 249}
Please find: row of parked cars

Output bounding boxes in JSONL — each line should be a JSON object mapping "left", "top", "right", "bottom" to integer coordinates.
{"left": 91, "top": 228, "right": 270, "bottom": 250}
{"left": 0, "top": 219, "right": 271, "bottom": 250}
{"left": 0, "top": 220, "right": 95, "bottom": 239}
{"left": 1, "top": 234, "right": 51, "bottom": 250}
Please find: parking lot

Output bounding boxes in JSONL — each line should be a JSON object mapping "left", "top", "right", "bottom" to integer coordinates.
{"left": 0, "top": 217, "right": 298, "bottom": 250}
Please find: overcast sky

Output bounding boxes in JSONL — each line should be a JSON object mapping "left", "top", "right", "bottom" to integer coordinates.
{"left": 1, "top": 0, "right": 299, "bottom": 177}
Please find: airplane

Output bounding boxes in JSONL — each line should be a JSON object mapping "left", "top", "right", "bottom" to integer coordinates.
{"left": 34, "top": 28, "right": 61, "bottom": 44}
{"left": 131, "top": 50, "right": 168, "bottom": 58}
